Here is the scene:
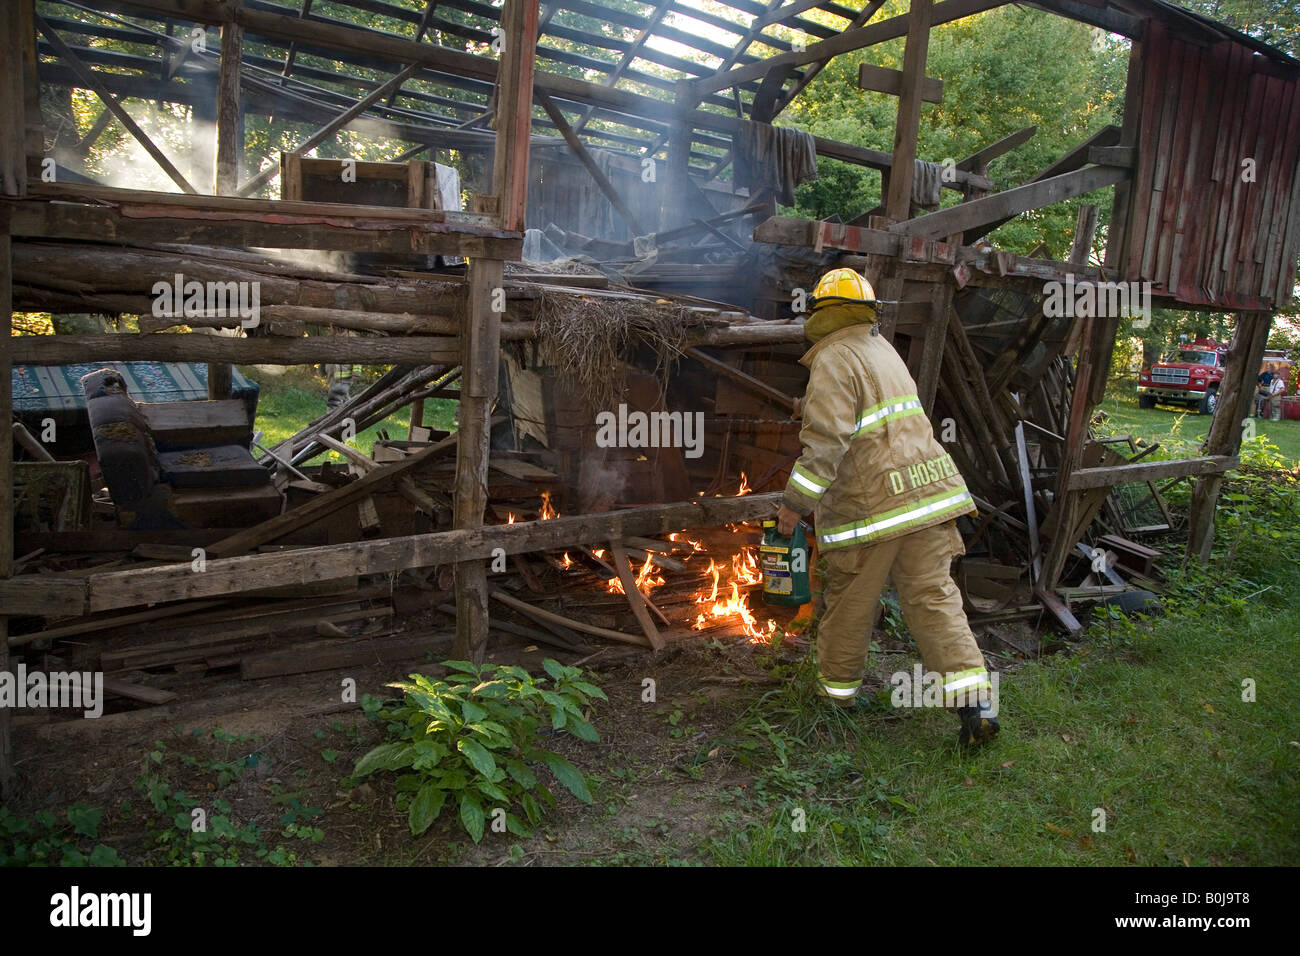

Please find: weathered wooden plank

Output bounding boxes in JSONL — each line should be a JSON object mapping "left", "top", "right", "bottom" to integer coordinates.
{"left": 955, "top": 125, "right": 1036, "bottom": 172}
{"left": 1067, "top": 455, "right": 1237, "bottom": 491}
{"left": 966, "top": 125, "right": 1121, "bottom": 245}
{"left": 858, "top": 63, "right": 941, "bottom": 104}
{"left": 891, "top": 165, "right": 1130, "bottom": 240}
{"left": 695, "top": 0, "right": 1007, "bottom": 96}
{"left": 0, "top": 0, "right": 28, "bottom": 198}
{"left": 208, "top": 434, "right": 457, "bottom": 559}
{"left": 6, "top": 196, "right": 523, "bottom": 259}
{"left": 608, "top": 540, "right": 665, "bottom": 650}
{"left": 101, "top": 677, "right": 178, "bottom": 705}
{"left": 12, "top": 493, "right": 789, "bottom": 615}
{"left": 11, "top": 334, "right": 461, "bottom": 366}
{"left": 240, "top": 629, "right": 452, "bottom": 680}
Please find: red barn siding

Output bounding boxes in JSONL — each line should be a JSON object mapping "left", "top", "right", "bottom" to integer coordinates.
{"left": 1122, "top": 19, "right": 1300, "bottom": 309}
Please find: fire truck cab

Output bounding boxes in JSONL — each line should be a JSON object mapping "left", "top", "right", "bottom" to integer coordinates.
{"left": 1137, "top": 338, "right": 1292, "bottom": 415}
{"left": 1137, "top": 338, "right": 1229, "bottom": 415}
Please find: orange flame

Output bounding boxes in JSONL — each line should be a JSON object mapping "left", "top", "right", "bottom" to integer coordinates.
{"left": 737, "top": 472, "right": 752, "bottom": 496}
{"left": 559, "top": 552, "right": 573, "bottom": 569}
{"left": 607, "top": 553, "right": 666, "bottom": 596}
{"left": 690, "top": 548, "right": 777, "bottom": 643}
{"left": 507, "top": 513, "right": 516, "bottom": 524}
{"left": 669, "top": 532, "right": 705, "bottom": 552}
{"left": 540, "top": 491, "right": 558, "bottom": 521}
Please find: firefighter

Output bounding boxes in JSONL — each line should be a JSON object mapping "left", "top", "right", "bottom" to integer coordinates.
{"left": 776, "top": 267, "right": 999, "bottom": 746}
{"left": 325, "top": 363, "right": 354, "bottom": 411}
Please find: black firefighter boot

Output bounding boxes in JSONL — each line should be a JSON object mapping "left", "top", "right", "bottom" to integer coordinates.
{"left": 957, "top": 703, "right": 1000, "bottom": 747}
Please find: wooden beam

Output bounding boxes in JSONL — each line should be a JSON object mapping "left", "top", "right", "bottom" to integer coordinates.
{"left": 6, "top": 191, "right": 523, "bottom": 259}
{"left": 536, "top": 89, "right": 647, "bottom": 236}
{"left": 891, "top": 165, "right": 1130, "bottom": 240}
{"left": 858, "top": 63, "right": 942, "bottom": 104}
{"left": 11, "top": 333, "right": 462, "bottom": 366}
{"left": 884, "top": 0, "right": 935, "bottom": 220}
{"left": 0, "top": 493, "right": 785, "bottom": 616}
{"left": 452, "top": 0, "right": 535, "bottom": 663}
{"left": 754, "top": 216, "right": 1113, "bottom": 289}
{"left": 963, "top": 125, "right": 1120, "bottom": 243}
{"left": 1027, "top": 0, "right": 1145, "bottom": 40}
{"left": 686, "top": 347, "right": 796, "bottom": 409}
{"left": 34, "top": 15, "right": 197, "bottom": 195}
{"left": 1088, "top": 145, "right": 1136, "bottom": 169}
{"left": 210, "top": 434, "right": 458, "bottom": 558}
{"left": 1068, "top": 455, "right": 1238, "bottom": 490}
{"left": 955, "top": 125, "right": 1036, "bottom": 172}
{"left": 695, "top": 0, "right": 1006, "bottom": 96}
{"left": 911, "top": 280, "right": 949, "bottom": 412}
{"left": 490, "top": 589, "right": 650, "bottom": 648}
{"left": 772, "top": 0, "right": 888, "bottom": 118}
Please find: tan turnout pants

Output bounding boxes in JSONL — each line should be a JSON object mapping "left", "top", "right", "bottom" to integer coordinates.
{"left": 815, "top": 520, "right": 988, "bottom": 704}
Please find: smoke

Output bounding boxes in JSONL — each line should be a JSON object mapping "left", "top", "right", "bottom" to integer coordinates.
{"left": 81, "top": 96, "right": 216, "bottom": 193}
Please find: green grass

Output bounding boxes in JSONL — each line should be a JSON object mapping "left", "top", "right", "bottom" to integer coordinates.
{"left": 700, "top": 574, "right": 1299, "bottom": 866}
{"left": 1096, "top": 375, "right": 1300, "bottom": 465}
{"left": 239, "top": 365, "right": 459, "bottom": 465}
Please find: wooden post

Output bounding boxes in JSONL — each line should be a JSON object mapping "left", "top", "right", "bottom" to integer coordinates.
{"left": 1039, "top": 310, "right": 1098, "bottom": 590}
{"left": 452, "top": 258, "right": 503, "bottom": 664}
{"left": 884, "top": 0, "right": 933, "bottom": 221}
{"left": 665, "top": 82, "right": 695, "bottom": 233}
{"left": 408, "top": 398, "right": 425, "bottom": 439}
{"left": 452, "top": 0, "right": 536, "bottom": 663}
{"left": 0, "top": 2, "right": 27, "bottom": 799}
{"left": 0, "top": 0, "right": 29, "bottom": 197}
{"left": 490, "top": 0, "right": 538, "bottom": 234}
{"left": 1187, "top": 311, "right": 1272, "bottom": 562}
{"left": 0, "top": 213, "right": 14, "bottom": 798}
{"left": 211, "top": 9, "right": 243, "bottom": 400}
{"left": 214, "top": 11, "right": 243, "bottom": 196}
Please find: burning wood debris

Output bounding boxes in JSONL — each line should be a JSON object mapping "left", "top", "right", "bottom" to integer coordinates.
{"left": 498, "top": 478, "right": 784, "bottom": 645}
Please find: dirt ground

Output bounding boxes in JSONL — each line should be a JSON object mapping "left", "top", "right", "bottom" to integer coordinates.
{"left": 6, "top": 602, "right": 1039, "bottom": 866}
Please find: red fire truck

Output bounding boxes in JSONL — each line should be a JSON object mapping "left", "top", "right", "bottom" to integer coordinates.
{"left": 1136, "top": 338, "right": 1291, "bottom": 415}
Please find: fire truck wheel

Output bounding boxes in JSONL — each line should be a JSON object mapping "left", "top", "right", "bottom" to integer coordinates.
{"left": 1198, "top": 387, "right": 1218, "bottom": 416}
{"left": 1138, "top": 394, "right": 1156, "bottom": 409}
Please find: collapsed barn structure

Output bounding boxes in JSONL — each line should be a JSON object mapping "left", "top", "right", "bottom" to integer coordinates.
{"left": 2, "top": 0, "right": 1300, "bottom": 794}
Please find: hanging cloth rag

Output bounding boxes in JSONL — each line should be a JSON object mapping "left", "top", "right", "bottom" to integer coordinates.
{"left": 733, "top": 120, "right": 819, "bottom": 207}
{"left": 911, "top": 159, "right": 944, "bottom": 207}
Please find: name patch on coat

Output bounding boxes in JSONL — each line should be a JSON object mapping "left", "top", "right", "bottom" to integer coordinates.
{"left": 887, "top": 453, "right": 958, "bottom": 495}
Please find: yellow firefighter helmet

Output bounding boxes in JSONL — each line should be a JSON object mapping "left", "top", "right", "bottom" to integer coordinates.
{"left": 811, "top": 268, "right": 876, "bottom": 311}
{"left": 805, "top": 268, "right": 877, "bottom": 342}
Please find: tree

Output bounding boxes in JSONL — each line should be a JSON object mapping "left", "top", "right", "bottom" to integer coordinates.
{"left": 784, "top": 4, "right": 1127, "bottom": 255}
